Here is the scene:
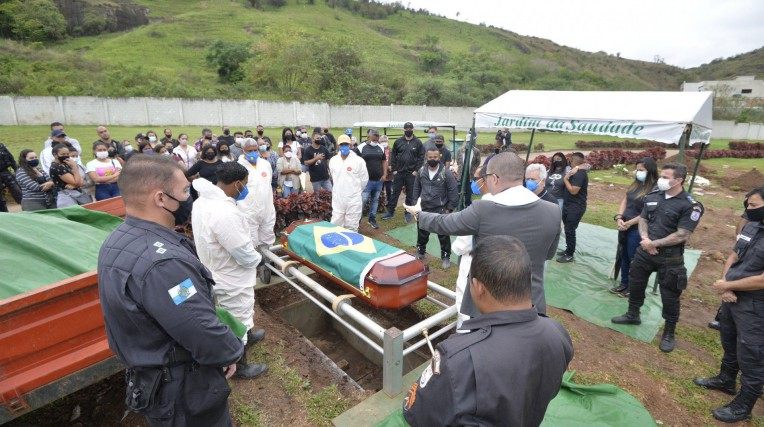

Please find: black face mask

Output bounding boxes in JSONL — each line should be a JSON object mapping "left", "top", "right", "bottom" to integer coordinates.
{"left": 204, "top": 152, "right": 216, "bottom": 160}
{"left": 58, "top": 156, "right": 70, "bottom": 163}
{"left": 435, "top": 143, "right": 443, "bottom": 148}
{"left": 746, "top": 205, "right": 764, "bottom": 222}
{"left": 257, "top": 130, "right": 264, "bottom": 136}
{"left": 163, "top": 193, "right": 193, "bottom": 226}
{"left": 494, "top": 148, "right": 500, "bottom": 154}
{"left": 427, "top": 159, "right": 439, "bottom": 167}
{"left": 219, "top": 149, "right": 229, "bottom": 155}
{"left": 553, "top": 160, "right": 563, "bottom": 168}
{"left": 404, "top": 130, "right": 413, "bottom": 137}
{"left": 108, "top": 148, "right": 117, "bottom": 158}
{"left": 223, "top": 130, "right": 230, "bottom": 135}
{"left": 285, "top": 134, "right": 293, "bottom": 140}
{"left": 27, "top": 159, "right": 40, "bottom": 168}
{"left": 205, "top": 135, "right": 212, "bottom": 140}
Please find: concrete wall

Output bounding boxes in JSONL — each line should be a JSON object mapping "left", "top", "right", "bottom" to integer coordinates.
{"left": 1, "top": 96, "right": 762, "bottom": 139}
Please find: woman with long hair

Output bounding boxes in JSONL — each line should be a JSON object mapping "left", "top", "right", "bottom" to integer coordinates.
{"left": 610, "top": 157, "right": 659, "bottom": 297}
{"left": 545, "top": 152, "right": 569, "bottom": 209}
{"left": 16, "top": 149, "right": 55, "bottom": 211}
{"left": 172, "top": 133, "right": 197, "bottom": 170}
{"left": 278, "top": 127, "right": 300, "bottom": 158}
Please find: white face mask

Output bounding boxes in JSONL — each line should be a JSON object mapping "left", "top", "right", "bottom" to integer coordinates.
{"left": 380, "top": 142, "right": 388, "bottom": 149}
{"left": 284, "top": 152, "right": 293, "bottom": 159}
{"left": 162, "top": 152, "right": 171, "bottom": 157}
{"left": 124, "top": 145, "right": 134, "bottom": 153}
{"left": 96, "top": 151, "right": 109, "bottom": 159}
{"left": 370, "top": 142, "right": 378, "bottom": 147}
{"left": 148, "top": 136, "right": 157, "bottom": 143}
{"left": 635, "top": 170, "right": 647, "bottom": 182}
{"left": 301, "top": 133, "right": 308, "bottom": 139}
{"left": 656, "top": 177, "right": 672, "bottom": 191}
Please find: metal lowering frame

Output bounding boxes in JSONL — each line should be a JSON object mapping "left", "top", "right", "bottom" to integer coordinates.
{"left": 259, "top": 245, "right": 457, "bottom": 396}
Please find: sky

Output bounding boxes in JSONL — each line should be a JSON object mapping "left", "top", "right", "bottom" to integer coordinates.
{"left": 379, "top": 0, "right": 764, "bottom": 68}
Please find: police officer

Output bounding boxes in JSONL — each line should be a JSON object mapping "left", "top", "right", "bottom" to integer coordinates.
{"left": 0, "top": 142, "right": 22, "bottom": 212}
{"left": 612, "top": 163, "right": 704, "bottom": 353}
{"left": 403, "top": 236, "right": 573, "bottom": 426}
{"left": 98, "top": 155, "right": 244, "bottom": 426}
{"left": 693, "top": 186, "right": 763, "bottom": 423}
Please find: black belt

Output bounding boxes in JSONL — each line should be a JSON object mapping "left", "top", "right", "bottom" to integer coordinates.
{"left": 167, "top": 345, "right": 194, "bottom": 366}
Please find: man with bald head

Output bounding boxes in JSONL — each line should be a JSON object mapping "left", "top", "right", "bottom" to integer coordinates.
{"left": 98, "top": 155, "right": 244, "bottom": 426}
{"left": 405, "top": 151, "right": 561, "bottom": 319}
{"left": 95, "top": 125, "right": 126, "bottom": 163}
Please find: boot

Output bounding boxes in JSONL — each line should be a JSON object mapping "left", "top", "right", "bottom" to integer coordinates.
{"left": 659, "top": 323, "right": 676, "bottom": 353}
{"left": 693, "top": 368, "right": 737, "bottom": 395}
{"left": 712, "top": 393, "right": 755, "bottom": 423}
{"left": 246, "top": 328, "right": 265, "bottom": 348}
{"left": 234, "top": 351, "right": 268, "bottom": 379}
{"left": 611, "top": 308, "right": 641, "bottom": 325}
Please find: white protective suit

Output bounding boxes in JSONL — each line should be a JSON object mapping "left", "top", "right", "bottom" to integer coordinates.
{"left": 452, "top": 192, "right": 494, "bottom": 330}
{"left": 328, "top": 151, "right": 368, "bottom": 231}
{"left": 191, "top": 178, "right": 262, "bottom": 343}
{"left": 237, "top": 154, "right": 277, "bottom": 246}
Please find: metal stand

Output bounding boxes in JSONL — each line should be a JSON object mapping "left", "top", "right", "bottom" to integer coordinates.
{"left": 260, "top": 246, "right": 458, "bottom": 397}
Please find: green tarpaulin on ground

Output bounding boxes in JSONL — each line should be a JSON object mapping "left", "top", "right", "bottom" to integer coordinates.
{"left": 386, "top": 222, "right": 699, "bottom": 342}
{"left": 373, "top": 371, "right": 655, "bottom": 427}
{"left": 385, "top": 224, "right": 457, "bottom": 262}
{"left": 546, "top": 222, "right": 700, "bottom": 342}
{"left": 0, "top": 206, "right": 123, "bottom": 299}
{"left": 287, "top": 221, "right": 402, "bottom": 289}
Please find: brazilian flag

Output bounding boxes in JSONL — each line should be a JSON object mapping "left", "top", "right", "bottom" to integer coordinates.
{"left": 287, "top": 221, "right": 403, "bottom": 290}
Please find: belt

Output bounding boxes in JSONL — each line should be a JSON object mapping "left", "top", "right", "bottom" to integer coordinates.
{"left": 167, "top": 345, "right": 195, "bottom": 367}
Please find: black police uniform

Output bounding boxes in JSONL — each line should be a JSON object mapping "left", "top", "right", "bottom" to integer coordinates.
{"left": 0, "top": 143, "right": 22, "bottom": 212}
{"left": 403, "top": 309, "right": 573, "bottom": 426}
{"left": 99, "top": 216, "right": 244, "bottom": 426}
{"left": 718, "top": 220, "right": 764, "bottom": 406}
{"left": 626, "top": 189, "right": 703, "bottom": 327}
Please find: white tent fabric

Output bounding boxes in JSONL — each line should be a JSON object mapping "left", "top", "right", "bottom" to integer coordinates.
{"left": 353, "top": 121, "right": 456, "bottom": 129}
{"left": 474, "top": 90, "right": 713, "bottom": 145}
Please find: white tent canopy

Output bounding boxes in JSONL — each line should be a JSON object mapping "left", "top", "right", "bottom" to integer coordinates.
{"left": 353, "top": 121, "right": 456, "bottom": 129}
{"left": 474, "top": 90, "right": 713, "bottom": 145}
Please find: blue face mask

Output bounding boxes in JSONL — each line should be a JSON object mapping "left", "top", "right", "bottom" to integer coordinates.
{"left": 339, "top": 145, "right": 350, "bottom": 156}
{"left": 525, "top": 179, "right": 539, "bottom": 192}
{"left": 245, "top": 151, "right": 259, "bottom": 164}
{"left": 470, "top": 180, "right": 481, "bottom": 196}
{"left": 235, "top": 183, "right": 249, "bottom": 201}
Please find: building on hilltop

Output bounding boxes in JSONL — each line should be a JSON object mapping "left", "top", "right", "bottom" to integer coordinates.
{"left": 681, "top": 76, "right": 764, "bottom": 99}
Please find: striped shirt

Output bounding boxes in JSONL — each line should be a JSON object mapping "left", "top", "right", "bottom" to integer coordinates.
{"left": 16, "top": 167, "right": 51, "bottom": 202}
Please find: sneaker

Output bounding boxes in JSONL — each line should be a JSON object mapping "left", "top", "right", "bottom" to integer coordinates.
{"left": 556, "top": 254, "right": 574, "bottom": 263}
{"left": 609, "top": 285, "right": 628, "bottom": 294}
{"left": 381, "top": 212, "right": 394, "bottom": 220}
{"left": 556, "top": 249, "right": 567, "bottom": 256}
{"left": 611, "top": 311, "right": 641, "bottom": 325}
{"left": 404, "top": 212, "right": 413, "bottom": 223}
{"left": 617, "top": 289, "right": 630, "bottom": 298}
{"left": 415, "top": 252, "right": 426, "bottom": 260}
{"left": 441, "top": 257, "right": 451, "bottom": 269}
{"left": 368, "top": 218, "right": 379, "bottom": 229}
{"left": 246, "top": 329, "right": 265, "bottom": 346}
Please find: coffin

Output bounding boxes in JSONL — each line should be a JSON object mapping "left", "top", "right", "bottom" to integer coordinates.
{"left": 280, "top": 220, "right": 428, "bottom": 309}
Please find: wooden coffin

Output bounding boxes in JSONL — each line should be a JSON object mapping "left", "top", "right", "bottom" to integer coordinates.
{"left": 280, "top": 219, "right": 428, "bottom": 310}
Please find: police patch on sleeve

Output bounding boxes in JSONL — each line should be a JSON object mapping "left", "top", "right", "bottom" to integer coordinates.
{"left": 168, "top": 278, "right": 197, "bottom": 305}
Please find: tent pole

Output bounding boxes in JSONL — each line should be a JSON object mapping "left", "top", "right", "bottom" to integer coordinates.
{"left": 677, "top": 124, "right": 690, "bottom": 165}
{"left": 688, "top": 140, "right": 705, "bottom": 193}
{"left": 525, "top": 128, "right": 536, "bottom": 164}
{"left": 458, "top": 116, "right": 477, "bottom": 211}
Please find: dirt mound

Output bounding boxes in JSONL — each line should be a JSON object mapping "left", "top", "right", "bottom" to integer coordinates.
{"left": 663, "top": 154, "right": 712, "bottom": 175}
{"left": 722, "top": 168, "right": 764, "bottom": 192}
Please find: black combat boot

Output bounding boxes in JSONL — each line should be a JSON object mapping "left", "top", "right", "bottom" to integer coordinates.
{"left": 245, "top": 328, "right": 265, "bottom": 349}
{"left": 234, "top": 351, "right": 268, "bottom": 379}
{"left": 693, "top": 366, "right": 737, "bottom": 395}
{"left": 611, "top": 308, "right": 641, "bottom": 325}
{"left": 659, "top": 322, "right": 676, "bottom": 353}
{"left": 712, "top": 393, "right": 755, "bottom": 423}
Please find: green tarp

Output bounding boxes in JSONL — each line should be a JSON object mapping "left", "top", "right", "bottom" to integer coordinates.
{"left": 0, "top": 206, "right": 122, "bottom": 299}
{"left": 386, "top": 222, "right": 700, "bottom": 342}
{"left": 287, "top": 221, "right": 402, "bottom": 289}
{"left": 385, "top": 224, "right": 457, "bottom": 262}
{"left": 373, "top": 371, "right": 655, "bottom": 427}
{"left": 546, "top": 222, "right": 700, "bottom": 342}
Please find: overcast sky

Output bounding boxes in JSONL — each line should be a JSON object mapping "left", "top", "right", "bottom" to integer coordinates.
{"left": 380, "top": 0, "right": 764, "bottom": 68}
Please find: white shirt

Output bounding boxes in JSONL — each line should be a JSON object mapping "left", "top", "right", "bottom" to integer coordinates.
{"left": 173, "top": 145, "right": 198, "bottom": 170}
{"left": 85, "top": 158, "right": 121, "bottom": 179}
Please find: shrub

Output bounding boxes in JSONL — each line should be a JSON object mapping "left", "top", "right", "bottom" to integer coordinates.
{"left": 274, "top": 191, "right": 333, "bottom": 231}
{"left": 574, "top": 140, "right": 676, "bottom": 149}
{"left": 584, "top": 147, "right": 666, "bottom": 170}
{"left": 0, "top": 0, "right": 67, "bottom": 42}
{"left": 728, "top": 141, "right": 762, "bottom": 151}
{"left": 206, "top": 40, "right": 252, "bottom": 83}
{"left": 687, "top": 149, "right": 763, "bottom": 160}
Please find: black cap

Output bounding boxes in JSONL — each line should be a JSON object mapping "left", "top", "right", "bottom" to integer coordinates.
{"left": 403, "top": 122, "right": 414, "bottom": 129}
{"left": 135, "top": 133, "right": 146, "bottom": 140}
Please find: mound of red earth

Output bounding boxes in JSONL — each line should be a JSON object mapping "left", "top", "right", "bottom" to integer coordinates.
{"left": 722, "top": 168, "right": 764, "bottom": 192}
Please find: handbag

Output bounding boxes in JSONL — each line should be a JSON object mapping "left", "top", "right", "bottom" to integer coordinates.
{"left": 63, "top": 188, "right": 93, "bottom": 205}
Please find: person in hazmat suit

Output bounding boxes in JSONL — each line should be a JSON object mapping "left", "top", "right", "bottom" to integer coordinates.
{"left": 329, "top": 134, "right": 369, "bottom": 231}
{"left": 237, "top": 137, "right": 277, "bottom": 246}
{"left": 191, "top": 161, "right": 267, "bottom": 378}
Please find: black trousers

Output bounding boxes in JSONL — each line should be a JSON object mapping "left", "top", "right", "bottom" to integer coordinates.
{"left": 719, "top": 296, "right": 764, "bottom": 400}
{"left": 562, "top": 203, "right": 585, "bottom": 255}
{"left": 417, "top": 207, "right": 450, "bottom": 257}
{"left": 386, "top": 171, "right": 416, "bottom": 213}
{"left": 0, "top": 170, "right": 22, "bottom": 212}
{"left": 627, "top": 248, "right": 686, "bottom": 325}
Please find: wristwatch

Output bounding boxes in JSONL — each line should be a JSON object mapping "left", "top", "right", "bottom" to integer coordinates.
{"left": 613, "top": 214, "right": 623, "bottom": 221}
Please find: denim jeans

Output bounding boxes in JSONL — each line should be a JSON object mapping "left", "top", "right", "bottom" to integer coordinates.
{"left": 312, "top": 179, "right": 333, "bottom": 192}
{"left": 282, "top": 185, "right": 297, "bottom": 198}
{"left": 95, "top": 182, "right": 120, "bottom": 201}
{"left": 619, "top": 227, "right": 641, "bottom": 287}
{"left": 362, "top": 180, "right": 383, "bottom": 220}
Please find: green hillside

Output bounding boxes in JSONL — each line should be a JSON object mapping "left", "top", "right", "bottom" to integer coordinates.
{"left": 0, "top": 0, "right": 760, "bottom": 106}
{"left": 686, "top": 47, "right": 764, "bottom": 80}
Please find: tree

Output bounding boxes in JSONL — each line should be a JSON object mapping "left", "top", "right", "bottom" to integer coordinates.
{"left": 0, "top": 0, "right": 67, "bottom": 42}
{"left": 205, "top": 40, "right": 253, "bottom": 83}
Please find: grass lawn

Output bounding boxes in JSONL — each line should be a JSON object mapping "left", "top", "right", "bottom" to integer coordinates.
{"left": 699, "top": 157, "right": 763, "bottom": 173}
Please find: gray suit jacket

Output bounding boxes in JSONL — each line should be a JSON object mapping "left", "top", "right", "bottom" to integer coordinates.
{"left": 418, "top": 198, "right": 561, "bottom": 315}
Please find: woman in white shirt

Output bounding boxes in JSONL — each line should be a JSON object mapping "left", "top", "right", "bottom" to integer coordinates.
{"left": 86, "top": 141, "right": 122, "bottom": 201}
{"left": 172, "top": 133, "right": 197, "bottom": 170}
{"left": 276, "top": 144, "right": 302, "bottom": 197}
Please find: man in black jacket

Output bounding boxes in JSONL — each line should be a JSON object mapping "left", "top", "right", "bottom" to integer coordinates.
{"left": 413, "top": 147, "right": 458, "bottom": 268}
{"left": 382, "top": 121, "right": 424, "bottom": 223}
{"left": 0, "top": 142, "right": 21, "bottom": 212}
